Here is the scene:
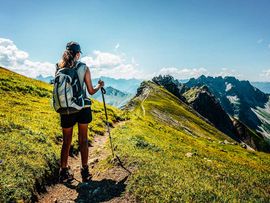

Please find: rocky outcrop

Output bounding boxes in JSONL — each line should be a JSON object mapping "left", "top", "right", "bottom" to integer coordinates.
{"left": 152, "top": 75, "right": 270, "bottom": 153}
{"left": 185, "top": 75, "right": 270, "bottom": 139}
{"left": 232, "top": 118, "right": 270, "bottom": 152}
{"left": 152, "top": 75, "right": 188, "bottom": 102}
{"left": 183, "top": 86, "right": 239, "bottom": 141}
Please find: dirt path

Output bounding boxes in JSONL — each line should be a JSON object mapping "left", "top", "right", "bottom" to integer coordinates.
{"left": 38, "top": 121, "right": 134, "bottom": 203}
{"left": 141, "top": 89, "right": 150, "bottom": 117}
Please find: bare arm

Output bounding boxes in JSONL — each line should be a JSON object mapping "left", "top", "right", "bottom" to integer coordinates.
{"left": 84, "top": 66, "right": 104, "bottom": 95}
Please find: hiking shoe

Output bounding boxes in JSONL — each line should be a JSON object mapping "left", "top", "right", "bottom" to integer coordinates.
{"left": 59, "top": 166, "right": 74, "bottom": 183}
{"left": 80, "top": 165, "right": 92, "bottom": 182}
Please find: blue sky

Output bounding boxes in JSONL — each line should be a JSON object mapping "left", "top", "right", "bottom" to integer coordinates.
{"left": 1, "top": 0, "right": 270, "bottom": 81}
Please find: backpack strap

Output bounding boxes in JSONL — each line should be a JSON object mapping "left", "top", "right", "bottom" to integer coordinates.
{"left": 74, "top": 61, "right": 91, "bottom": 106}
{"left": 74, "top": 61, "right": 87, "bottom": 88}
{"left": 55, "top": 63, "right": 60, "bottom": 75}
{"left": 74, "top": 61, "right": 82, "bottom": 71}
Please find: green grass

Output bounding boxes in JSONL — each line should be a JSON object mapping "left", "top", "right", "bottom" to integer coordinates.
{"left": 105, "top": 81, "right": 270, "bottom": 202}
{"left": 0, "top": 67, "right": 126, "bottom": 202}
{"left": 1, "top": 68, "right": 270, "bottom": 202}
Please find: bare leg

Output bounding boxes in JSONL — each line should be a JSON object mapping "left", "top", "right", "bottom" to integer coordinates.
{"left": 60, "top": 127, "right": 73, "bottom": 168}
{"left": 78, "top": 123, "right": 89, "bottom": 167}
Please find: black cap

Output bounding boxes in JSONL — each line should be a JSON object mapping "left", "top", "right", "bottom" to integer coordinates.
{"left": 66, "top": 41, "right": 82, "bottom": 54}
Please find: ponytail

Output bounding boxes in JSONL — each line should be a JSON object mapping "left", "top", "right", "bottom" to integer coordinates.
{"left": 58, "top": 50, "right": 77, "bottom": 68}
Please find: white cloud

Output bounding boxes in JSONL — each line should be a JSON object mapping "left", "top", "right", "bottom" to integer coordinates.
{"left": 155, "top": 67, "right": 246, "bottom": 80}
{"left": 82, "top": 51, "right": 123, "bottom": 68}
{"left": 260, "top": 69, "right": 270, "bottom": 79}
{"left": 81, "top": 51, "right": 143, "bottom": 79}
{"left": 0, "top": 37, "right": 55, "bottom": 78}
{"left": 0, "top": 37, "right": 144, "bottom": 79}
{"left": 0, "top": 37, "right": 249, "bottom": 81}
{"left": 215, "top": 68, "right": 242, "bottom": 78}
{"left": 156, "top": 67, "right": 208, "bottom": 79}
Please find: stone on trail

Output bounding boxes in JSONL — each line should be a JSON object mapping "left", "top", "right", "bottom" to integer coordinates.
{"left": 185, "top": 152, "right": 193, "bottom": 157}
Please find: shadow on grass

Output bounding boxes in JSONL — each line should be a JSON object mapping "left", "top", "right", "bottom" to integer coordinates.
{"left": 72, "top": 176, "right": 128, "bottom": 202}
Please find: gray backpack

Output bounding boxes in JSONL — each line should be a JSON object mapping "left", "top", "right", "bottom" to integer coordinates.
{"left": 52, "top": 62, "right": 85, "bottom": 115}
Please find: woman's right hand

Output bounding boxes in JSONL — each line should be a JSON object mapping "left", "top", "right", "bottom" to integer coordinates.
{"left": 98, "top": 79, "right": 105, "bottom": 88}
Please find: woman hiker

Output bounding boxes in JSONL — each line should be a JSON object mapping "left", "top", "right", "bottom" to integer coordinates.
{"left": 56, "top": 41, "right": 104, "bottom": 182}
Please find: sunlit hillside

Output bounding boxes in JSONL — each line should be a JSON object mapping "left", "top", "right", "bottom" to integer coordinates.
{"left": 0, "top": 67, "right": 125, "bottom": 202}
{"left": 106, "top": 81, "right": 270, "bottom": 202}
{"left": 1, "top": 67, "right": 270, "bottom": 202}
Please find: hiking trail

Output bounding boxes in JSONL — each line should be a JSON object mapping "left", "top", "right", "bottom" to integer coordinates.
{"left": 38, "top": 121, "right": 134, "bottom": 203}
{"left": 141, "top": 89, "right": 150, "bottom": 117}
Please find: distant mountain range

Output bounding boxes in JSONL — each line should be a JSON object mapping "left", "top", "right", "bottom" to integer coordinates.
{"left": 251, "top": 82, "right": 270, "bottom": 94}
{"left": 36, "top": 74, "right": 270, "bottom": 94}
{"left": 36, "top": 75, "right": 141, "bottom": 108}
{"left": 91, "top": 86, "right": 134, "bottom": 108}
{"left": 35, "top": 74, "right": 270, "bottom": 121}
{"left": 91, "top": 76, "right": 142, "bottom": 94}
{"left": 36, "top": 75, "right": 54, "bottom": 83}
{"left": 36, "top": 75, "right": 142, "bottom": 94}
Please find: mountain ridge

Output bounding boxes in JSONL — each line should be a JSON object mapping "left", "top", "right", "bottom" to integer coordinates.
{"left": 185, "top": 74, "right": 270, "bottom": 141}
{"left": 152, "top": 74, "right": 270, "bottom": 152}
{"left": 112, "top": 80, "right": 270, "bottom": 201}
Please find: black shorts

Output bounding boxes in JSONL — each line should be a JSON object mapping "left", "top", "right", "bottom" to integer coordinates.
{"left": 60, "top": 107, "right": 92, "bottom": 128}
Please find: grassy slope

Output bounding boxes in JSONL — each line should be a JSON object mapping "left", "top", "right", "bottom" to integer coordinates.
{"left": 0, "top": 67, "right": 125, "bottom": 202}
{"left": 107, "top": 81, "right": 270, "bottom": 202}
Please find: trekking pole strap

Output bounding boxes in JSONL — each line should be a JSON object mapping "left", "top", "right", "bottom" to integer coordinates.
{"left": 101, "top": 87, "right": 106, "bottom": 94}
{"left": 101, "top": 87, "right": 108, "bottom": 120}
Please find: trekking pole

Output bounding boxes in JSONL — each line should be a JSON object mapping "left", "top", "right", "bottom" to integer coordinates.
{"left": 101, "top": 87, "right": 115, "bottom": 157}
{"left": 100, "top": 87, "right": 132, "bottom": 174}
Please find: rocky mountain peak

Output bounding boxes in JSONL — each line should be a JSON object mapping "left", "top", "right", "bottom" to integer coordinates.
{"left": 152, "top": 75, "right": 188, "bottom": 101}
{"left": 183, "top": 86, "right": 238, "bottom": 140}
